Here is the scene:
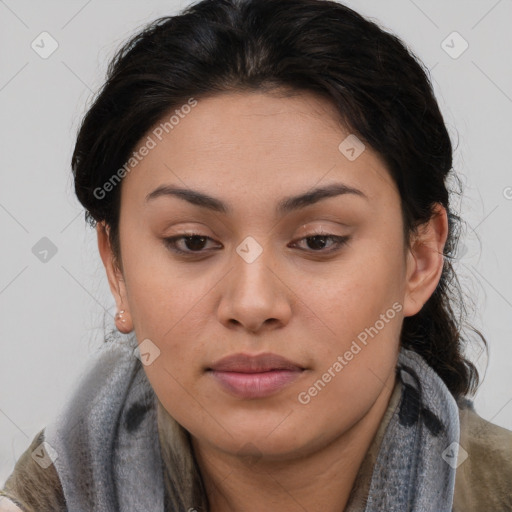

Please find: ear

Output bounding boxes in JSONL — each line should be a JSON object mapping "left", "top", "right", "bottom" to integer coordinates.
{"left": 402, "top": 203, "right": 449, "bottom": 318}
{"left": 96, "top": 221, "right": 133, "bottom": 332}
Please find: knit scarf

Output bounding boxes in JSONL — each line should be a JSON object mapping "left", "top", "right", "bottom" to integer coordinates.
{"left": 43, "top": 333, "right": 460, "bottom": 511}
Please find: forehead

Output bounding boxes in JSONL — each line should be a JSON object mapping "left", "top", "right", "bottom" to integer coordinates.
{"left": 120, "top": 90, "right": 397, "bottom": 209}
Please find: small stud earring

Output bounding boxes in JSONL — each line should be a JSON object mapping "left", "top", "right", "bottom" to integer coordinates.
{"left": 115, "top": 309, "right": 127, "bottom": 323}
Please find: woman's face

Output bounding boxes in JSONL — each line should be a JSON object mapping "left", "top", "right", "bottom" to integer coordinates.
{"left": 98, "top": 90, "right": 444, "bottom": 460}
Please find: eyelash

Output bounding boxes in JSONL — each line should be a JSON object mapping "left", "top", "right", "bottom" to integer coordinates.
{"left": 163, "top": 232, "right": 350, "bottom": 256}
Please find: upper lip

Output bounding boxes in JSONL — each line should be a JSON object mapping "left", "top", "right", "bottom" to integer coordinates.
{"left": 207, "top": 353, "right": 304, "bottom": 373}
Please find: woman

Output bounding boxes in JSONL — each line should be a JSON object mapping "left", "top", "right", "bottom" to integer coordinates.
{"left": 1, "top": 0, "right": 511, "bottom": 510}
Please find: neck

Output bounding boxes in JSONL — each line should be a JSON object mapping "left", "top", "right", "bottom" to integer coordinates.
{"left": 192, "top": 371, "right": 397, "bottom": 512}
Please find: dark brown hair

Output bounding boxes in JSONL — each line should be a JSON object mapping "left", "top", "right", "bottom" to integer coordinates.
{"left": 72, "top": 0, "right": 487, "bottom": 400}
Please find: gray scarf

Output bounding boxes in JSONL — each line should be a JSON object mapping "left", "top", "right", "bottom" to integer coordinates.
{"left": 44, "top": 334, "right": 460, "bottom": 511}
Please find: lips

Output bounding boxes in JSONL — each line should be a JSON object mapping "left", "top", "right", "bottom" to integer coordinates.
{"left": 207, "top": 353, "right": 305, "bottom": 399}
{"left": 208, "top": 353, "right": 304, "bottom": 373}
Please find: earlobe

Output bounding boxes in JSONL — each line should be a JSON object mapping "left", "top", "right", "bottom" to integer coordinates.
{"left": 402, "top": 204, "right": 448, "bottom": 318}
{"left": 96, "top": 221, "right": 134, "bottom": 333}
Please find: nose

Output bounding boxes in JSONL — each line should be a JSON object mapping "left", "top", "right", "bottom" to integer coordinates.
{"left": 217, "top": 245, "right": 293, "bottom": 333}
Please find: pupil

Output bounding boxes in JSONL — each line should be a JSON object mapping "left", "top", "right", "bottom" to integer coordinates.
{"left": 308, "top": 235, "right": 327, "bottom": 250}
{"left": 186, "top": 236, "right": 206, "bottom": 251}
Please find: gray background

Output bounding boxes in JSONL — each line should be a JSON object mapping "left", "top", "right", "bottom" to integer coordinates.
{"left": 1, "top": 0, "right": 511, "bottom": 486}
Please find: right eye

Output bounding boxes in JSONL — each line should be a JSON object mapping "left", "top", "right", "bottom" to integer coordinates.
{"left": 163, "top": 233, "right": 220, "bottom": 255}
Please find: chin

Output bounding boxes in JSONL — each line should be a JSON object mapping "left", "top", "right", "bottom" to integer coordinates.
{"left": 199, "top": 419, "right": 317, "bottom": 460}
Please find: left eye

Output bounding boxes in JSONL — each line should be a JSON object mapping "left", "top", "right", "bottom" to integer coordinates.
{"left": 163, "top": 233, "right": 350, "bottom": 256}
{"left": 291, "top": 233, "right": 350, "bottom": 252}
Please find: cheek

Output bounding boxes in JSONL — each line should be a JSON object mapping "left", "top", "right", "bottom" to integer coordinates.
{"left": 296, "top": 249, "right": 404, "bottom": 399}
{"left": 121, "top": 239, "right": 212, "bottom": 340}
{"left": 306, "top": 250, "right": 403, "bottom": 339}
{"left": 143, "top": 359, "right": 220, "bottom": 444}
{"left": 294, "top": 343, "right": 398, "bottom": 449}
{"left": 291, "top": 270, "right": 402, "bottom": 437}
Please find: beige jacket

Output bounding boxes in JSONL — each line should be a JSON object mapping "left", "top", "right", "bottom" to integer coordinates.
{"left": 2, "top": 379, "right": 511, "bottom": 511}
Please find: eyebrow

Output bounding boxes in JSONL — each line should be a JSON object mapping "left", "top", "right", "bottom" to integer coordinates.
{"left": 145, "top": 182, "right": 368, "bottom": 215}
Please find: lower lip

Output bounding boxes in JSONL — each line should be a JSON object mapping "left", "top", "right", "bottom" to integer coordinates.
{"left": 208, "top": 369, "right": 303, "bottom": 399}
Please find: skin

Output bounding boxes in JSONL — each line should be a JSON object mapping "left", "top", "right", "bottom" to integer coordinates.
{"left": 97, "top": 90, "right": 448, "bottom": 511}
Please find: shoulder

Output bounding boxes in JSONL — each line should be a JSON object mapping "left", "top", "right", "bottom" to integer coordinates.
{"left": 453, "top": 399, "right": 512, "bottom": 512}
{"left": 1, "top": 428, "right": 66, "bottom": 512}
